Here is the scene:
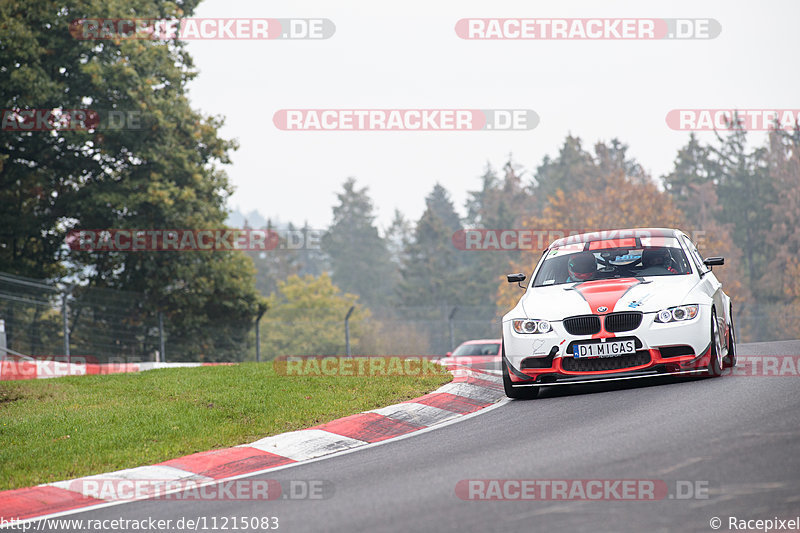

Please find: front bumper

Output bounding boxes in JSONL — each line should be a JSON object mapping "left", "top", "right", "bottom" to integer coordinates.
{"left": 502, "top": 306, "right": 713, "bottom": 384}
{"left": 503, "top": 361, "right": 711, "bottom": 389}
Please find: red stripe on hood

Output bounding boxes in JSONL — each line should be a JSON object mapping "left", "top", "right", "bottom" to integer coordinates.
{"left": 574, "top": 278, "right": 640, "bottom": 338}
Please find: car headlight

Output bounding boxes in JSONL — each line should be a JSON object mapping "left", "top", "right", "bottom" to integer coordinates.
{"left": 654, "top": 305, "right": 699, "bottom": 323}
{"left": 512, "top": 319, "right": 552, "bottom": 334}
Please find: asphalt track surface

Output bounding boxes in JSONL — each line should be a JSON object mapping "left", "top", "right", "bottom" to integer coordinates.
{"left": 34, "top": 341, "right": 800, "bottom": 533}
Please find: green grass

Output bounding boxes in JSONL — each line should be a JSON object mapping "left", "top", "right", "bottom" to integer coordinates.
{"left": 0, "top": 362, "right": 452, "bottom": 490}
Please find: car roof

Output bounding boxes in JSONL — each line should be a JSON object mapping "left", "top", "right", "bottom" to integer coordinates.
{"left": 548, "top": 228, "right": 684, "bottom": 249}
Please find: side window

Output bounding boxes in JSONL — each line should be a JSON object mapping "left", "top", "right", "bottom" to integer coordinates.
{"left": 681, "top": 236, "right": 706, "bottom": 273}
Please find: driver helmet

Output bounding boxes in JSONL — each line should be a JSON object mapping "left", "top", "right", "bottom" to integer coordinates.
{"left": 568, "top": 251, "right": 597, "bottom": 281}
{"left": 642, "top": 248, "right": 672, "bottom": 268}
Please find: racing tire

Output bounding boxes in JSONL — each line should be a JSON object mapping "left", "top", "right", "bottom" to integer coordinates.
{"left": 502, "top": 354, "right": 540, "bottom": 400}
{"left": 706, "top": 309, "right": 723, "bottom": 378}
{"left": 723, "top": 313, "right": 737, "bottom": 369}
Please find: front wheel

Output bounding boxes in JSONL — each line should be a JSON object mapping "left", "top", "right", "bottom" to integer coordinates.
{"left": 502, "top": 355, "right": 540, "bottom": 400}
{"left": 707, "top": 310, "right": 723, "bottom": 377}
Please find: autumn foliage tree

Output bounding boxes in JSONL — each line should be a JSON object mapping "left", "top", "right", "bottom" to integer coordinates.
{"left": 762, "top": 128, "right": 800, "bottom": 338}
{"left": 260, "top": 273, "right": 369, "bottom": 357}
{"left": 496, "top": 172, "right": 685, "bottom": 311}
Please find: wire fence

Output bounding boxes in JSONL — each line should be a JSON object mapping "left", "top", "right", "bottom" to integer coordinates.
{"left": 0, "top": 272, "right": 504, "bottom": 363}
{"left": 0, "top": 272, "right": 255, "bottom": 363}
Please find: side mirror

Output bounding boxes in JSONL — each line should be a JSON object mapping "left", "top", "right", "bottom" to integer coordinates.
{"left": 446, "top": 352, "right": 452, "bottom": 356}
{"left": 703, "top": 257, "right": 724, "bottom": 267}
{"left": 507, "top": 273, "right": 526, "bottom": 290}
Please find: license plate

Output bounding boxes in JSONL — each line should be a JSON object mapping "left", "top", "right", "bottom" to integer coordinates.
{"left": 573, "top": 340, "right": 636, "bottom": 359}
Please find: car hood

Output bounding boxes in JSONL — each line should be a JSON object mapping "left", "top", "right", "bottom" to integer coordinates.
{"left": 520, "top": 276, "right": 699, "bottom": 319}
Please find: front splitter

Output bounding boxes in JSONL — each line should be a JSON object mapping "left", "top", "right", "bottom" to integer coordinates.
{"left": 509, "top": 368, "right": 708, "bottom": 388}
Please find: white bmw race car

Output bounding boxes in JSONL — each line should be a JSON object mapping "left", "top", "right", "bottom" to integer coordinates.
{"left": 501, "top": 228, "right": 736, "bottom": 399}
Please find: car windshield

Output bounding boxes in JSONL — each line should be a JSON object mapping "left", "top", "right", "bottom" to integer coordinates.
{"left": 532, "top": 239, "right": 692, "bottom": 287}
{"left": 452, "top": 343, "right": 499, "bottom": 356}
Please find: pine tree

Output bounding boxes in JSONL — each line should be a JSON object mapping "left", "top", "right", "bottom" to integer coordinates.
{"left": 321, "top": 178, "right": 395, "bottom": 308}
{"left": 398, "top": 184, "right": 467, "bottom": 307}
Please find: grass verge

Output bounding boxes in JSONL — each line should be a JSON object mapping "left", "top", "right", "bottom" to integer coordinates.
{"left": 0, "top": 362, "right": 452, "bottom": 490}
